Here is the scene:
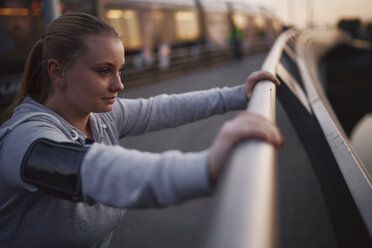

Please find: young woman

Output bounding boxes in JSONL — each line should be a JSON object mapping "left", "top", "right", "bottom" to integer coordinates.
{"left": 0, "top": 13, "right": 283, "bottom": 247}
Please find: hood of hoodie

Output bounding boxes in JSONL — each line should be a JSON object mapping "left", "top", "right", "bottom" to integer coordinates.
{"left": 0, "top": 97, "right": 95, "bottom": 146}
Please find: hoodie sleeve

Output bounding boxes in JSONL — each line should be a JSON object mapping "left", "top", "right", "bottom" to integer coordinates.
{"left": 81, "top": 143, "right": 211, "bottom": 208}
{"left": 0, "top": 121, "right": 70, "bottom": 191}
{"left": 113, "top": 85, "right": 247, "bottom": 137}
{"left": 0, "top": 121, "right": 212, "bottom": 208}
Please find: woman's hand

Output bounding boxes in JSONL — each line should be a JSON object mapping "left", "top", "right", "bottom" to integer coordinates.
{"left": 208, "top": 111, "right": 283, "bottom": 187}
{"left": 244, "top": 70, "right": 280, "bottom": 100}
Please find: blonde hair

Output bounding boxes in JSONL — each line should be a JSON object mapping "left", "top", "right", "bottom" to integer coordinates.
{"left": 2, "top": 13, "right": 119, "bottom": 122}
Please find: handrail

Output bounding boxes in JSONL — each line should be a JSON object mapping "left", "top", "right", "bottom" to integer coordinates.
{"left": 203, "top": 27, "right": 372, "bottom": 247}
{"left": 203, "top": 30, "right": 298, "bottom": 248}
{"left": 296, "top": 28, "right": 372, "bottom": 237}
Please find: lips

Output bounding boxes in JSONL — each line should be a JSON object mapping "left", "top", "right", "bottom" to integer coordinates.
{"left": 102, "top": 96, "right": 116, "bottom": 104}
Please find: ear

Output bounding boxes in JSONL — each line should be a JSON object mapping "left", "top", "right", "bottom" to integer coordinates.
{"left": 47, "top": 59, "right": 64, "bottom": 85}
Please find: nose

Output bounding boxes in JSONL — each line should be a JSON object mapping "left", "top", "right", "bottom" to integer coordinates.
{"left": 110, "top": 75, "right": 124, "bottom": 92}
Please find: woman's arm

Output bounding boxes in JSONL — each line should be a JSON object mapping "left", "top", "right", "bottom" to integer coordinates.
{"left": 83, "top": 111, "right": 283, "bottom": 208}
{"left": 114, "top": 85, "right": 247, "bottom": 137}
{"left": 2, "top": 120, "right": 211, "bottom": 208}
{"left": 4, "top": 108, "right": 282, "bottom": 209}
{"left": 81, "top": 144, "right": 211, "bottom": 208}
{"left": 113, "top": 70, "right": 279, "bottom": 138}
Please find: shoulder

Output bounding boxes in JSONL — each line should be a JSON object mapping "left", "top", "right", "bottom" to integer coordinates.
{"left": 0, "top": 120, "right": 70, "bottom": 190}
{"left": 7, "top": 120, "right": 68, "bottom": 143}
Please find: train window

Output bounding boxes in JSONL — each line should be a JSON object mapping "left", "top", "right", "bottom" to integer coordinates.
{"left": 174, "top": 10, "right": 199, "bottom": 41}
{"left": 273, "top": 19, "right": 282, "bottom": 34}
{"left": 232, "top": 13, "right": 248, "bottom": 30}
{"left": 60, "top": 0, "right": 96, "bottom": 15}
{"left": 105, "top": 9, "right": 142, "bottom": 51}
{"left": 144, "top": 10, "right": 174, "bottom": 46}
{"left": 139, "top": 9, "right": 173, "bottom": 62}
{"left": 0, "top": 0, "right": 42, "bottom": 76}
{"left": 147, "top": 10, "right": 165, "bottom": 20}
{"left": 253, "top": 15, "right": 267, "bottom": 35}
{"left": 205, "top": 12, "right": 229, "bottom": 45}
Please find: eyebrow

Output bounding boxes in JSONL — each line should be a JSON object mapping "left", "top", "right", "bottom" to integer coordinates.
{"left": 95, "top": 62, "right": 125, "bottom": 68}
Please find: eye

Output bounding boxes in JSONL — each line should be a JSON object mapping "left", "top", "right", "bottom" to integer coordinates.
{"left": 119, "top": 66, "right": 126, "bottom": 81}
{"left": 119, "top": 66, "right": 126, "bottom": 75}
{"left": 98, "top": 68, "right": 111, "bottom": 75}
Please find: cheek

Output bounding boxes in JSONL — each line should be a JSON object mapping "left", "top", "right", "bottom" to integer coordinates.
{"left": 66, "top": 68, "right": 108, "bottom": 98}
{"left": 67, "top": 71, "right": 94, "bottom": 91}
{"left": 75, "top": 78, "right": 108, "bottom": 101}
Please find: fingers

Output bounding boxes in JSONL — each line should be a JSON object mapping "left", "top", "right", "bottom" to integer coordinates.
{"left": 226, "top": 111, "right": 283, "bottom": 148}
{"left": 208, "top": 112, "right": 284, "bottom": 187}
{"left": 244, "top": 112, "right": 283, "bottom": 148}
{"left": 245, "top": 70, "right": 280, "bottom": 100}
{"left": 247, "top": 71, "right": 280, "bottom": 86}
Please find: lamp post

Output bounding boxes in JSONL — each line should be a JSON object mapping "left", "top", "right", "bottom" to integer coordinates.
{"left": 42, "top": 0, "right": 61, "bottom": 29}
{"left": 194, "top": 0, "right": 207, "bottom": 45}
{"left": 287, "top": 0, "right": 294, "bottom": 27}
{"left": 307, "top": 0, "right": 314, "bottom": 28}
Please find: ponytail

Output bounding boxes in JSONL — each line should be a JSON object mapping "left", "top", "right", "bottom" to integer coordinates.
{"left": 1, "top": 39, "right": 49, "bottom": 123}
{"left": 25, "top": 39, "right": 50, "bottom": 103}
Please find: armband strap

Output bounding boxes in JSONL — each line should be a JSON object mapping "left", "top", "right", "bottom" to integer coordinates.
{"left": 21, "top": 138, "right": 89, "bottom": 202}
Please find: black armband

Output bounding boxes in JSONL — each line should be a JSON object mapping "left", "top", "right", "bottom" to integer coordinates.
{"left": 21, "top": 138, "right": 89, "bottom": 202}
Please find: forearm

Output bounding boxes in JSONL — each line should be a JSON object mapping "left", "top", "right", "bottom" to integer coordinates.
{"left": 117, "top": 85, "right": 247, "bottom": 137}
{"left": 81, "top": 143, "right": 211, "bottom": 208}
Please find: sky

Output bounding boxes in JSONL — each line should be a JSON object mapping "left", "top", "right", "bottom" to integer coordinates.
{"left": 248, "top": 0, "right": 372, "bottom": 28}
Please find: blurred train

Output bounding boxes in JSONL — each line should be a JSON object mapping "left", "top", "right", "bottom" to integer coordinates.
{"left": 0, "top": 0, "right": 282, "bottom": 105}
{"left": 100, "top": 0, "right": 282, "bottom": 66}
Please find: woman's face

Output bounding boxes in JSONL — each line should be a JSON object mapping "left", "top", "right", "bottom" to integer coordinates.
{"left": 62, "top": 35, "right": 125, "bottom": 115}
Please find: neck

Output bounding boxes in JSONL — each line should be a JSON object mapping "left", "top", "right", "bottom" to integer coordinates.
{"left": 43, "top": 96, "right": 93, "bottom": 139}
{"left": 66, "top": 114, "right": 92, "bottom": 139}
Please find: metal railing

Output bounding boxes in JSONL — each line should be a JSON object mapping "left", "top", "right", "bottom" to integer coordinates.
{"left": 296, "top": 28, "right": 372, "bottom": 243}
{"left": 203, "top": 29, "right": 298, "bottom": 248}
{"left": 203, "top": 27, "right": 372, "bottom": 247}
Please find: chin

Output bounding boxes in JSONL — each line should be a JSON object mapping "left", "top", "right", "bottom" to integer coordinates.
{"left": 93, "top": 105, "right": 114, "bottom": 113}
{"left": 101, "top": 106, "right": 114, "bottom": 113}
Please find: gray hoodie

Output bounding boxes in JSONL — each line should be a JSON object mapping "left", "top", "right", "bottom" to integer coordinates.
{"left": 0, "top": 85, "right": 247, "bottom": 247}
